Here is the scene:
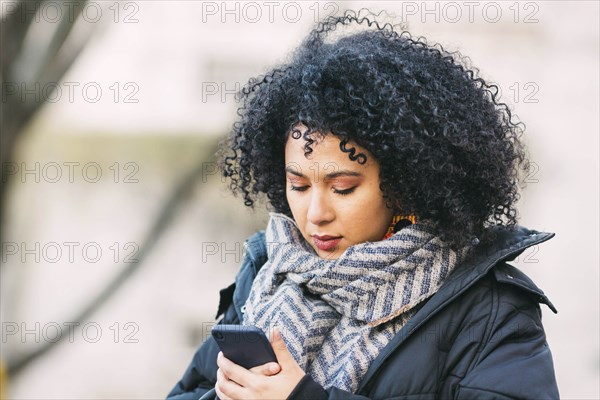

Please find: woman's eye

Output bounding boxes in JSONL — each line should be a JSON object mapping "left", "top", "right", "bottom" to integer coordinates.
{"left": 333, "top": 187, "right": 356, "bottom": 196}
{"left": 290, "top": 186, "right": 309, "bottom": 192}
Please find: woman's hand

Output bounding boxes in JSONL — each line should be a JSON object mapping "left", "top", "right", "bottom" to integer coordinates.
{"left": 215, "top": 329, "right": 306, "bottom": 400}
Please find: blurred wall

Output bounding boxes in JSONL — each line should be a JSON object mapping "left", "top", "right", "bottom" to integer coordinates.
{"left": 1, "top": 1, "right": 598, "bottom": 398}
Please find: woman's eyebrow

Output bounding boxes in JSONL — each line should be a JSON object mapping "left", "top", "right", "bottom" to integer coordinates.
{"left": 284, "top": 167, "right": 305, "bottom": 177}
{"left": 285, "top": 167, "right": 363, "bottom": 180}
{"left": 324, "top": 170, "right": 363, "bottom": 180}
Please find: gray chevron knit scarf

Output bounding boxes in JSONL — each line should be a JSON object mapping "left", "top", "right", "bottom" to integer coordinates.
{"left": 242, "top": 212, "right": 473, "bottom": 392}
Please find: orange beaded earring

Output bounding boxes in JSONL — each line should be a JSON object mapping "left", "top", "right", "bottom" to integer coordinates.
{"left": 383, "top": 214, "right": 416, "bottom": 239}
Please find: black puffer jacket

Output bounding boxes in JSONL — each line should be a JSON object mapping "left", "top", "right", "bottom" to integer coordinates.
{"left": 167, "top": 225, "right": 559, "bottom": 399}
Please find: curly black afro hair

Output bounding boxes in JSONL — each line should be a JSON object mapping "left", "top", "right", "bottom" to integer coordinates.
{"left": 218, "top": 10, "right": 530, "bottom": 249}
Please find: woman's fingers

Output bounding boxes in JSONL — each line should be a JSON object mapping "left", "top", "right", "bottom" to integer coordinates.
{"left": 216, "top": 367, "right": 247, "bottom": 400}
{"left": 216, "top": 367, "right": 228, "bottom": 383}
{"left": 216, "top": 347, "right": 304, "bottom": 400}
{"left": 216, "top": 351, "right": 257, "bottom": 387}
{"left": 249, "top": 361, "right": 281, "bottom": 376}
{"left": 216, "top": 368, "right": 230, "bottom": 400}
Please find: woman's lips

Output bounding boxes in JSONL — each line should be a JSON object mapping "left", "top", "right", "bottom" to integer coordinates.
{"left": 312, "top": 236, "right": 342, "bottom": 251}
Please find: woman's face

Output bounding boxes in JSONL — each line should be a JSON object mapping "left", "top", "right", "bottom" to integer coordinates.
{"left": 284, "top": 130, "right": 394, "bottom": 259}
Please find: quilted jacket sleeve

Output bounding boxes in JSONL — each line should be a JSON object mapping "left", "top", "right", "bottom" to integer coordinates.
{"left": 455, "top": 268, "right": 559, "bottom": 399}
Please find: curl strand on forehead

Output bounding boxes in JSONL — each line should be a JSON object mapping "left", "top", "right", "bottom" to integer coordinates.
{"left": 288, "top": 124, "right": 368, "bottom": 165}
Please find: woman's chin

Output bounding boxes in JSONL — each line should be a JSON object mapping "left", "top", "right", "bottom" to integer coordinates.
{"left": 315, "top": 246, "right": 343, "bottom": 260}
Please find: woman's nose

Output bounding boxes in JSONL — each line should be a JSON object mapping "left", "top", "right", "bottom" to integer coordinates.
{"left": 306, "top": 189, "right": 335, "bottom": 225}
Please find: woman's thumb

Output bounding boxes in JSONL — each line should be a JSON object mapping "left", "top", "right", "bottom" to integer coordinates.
{"left": 270, "top": 328, "right": 294, "bottom": 364}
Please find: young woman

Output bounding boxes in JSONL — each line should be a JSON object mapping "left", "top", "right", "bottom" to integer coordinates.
{"left": 167, "top": 11, "right": 559, "bottom": 400}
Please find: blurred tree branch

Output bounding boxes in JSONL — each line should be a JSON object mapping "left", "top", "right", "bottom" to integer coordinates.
{"left": 1, "top": 0, "right": 91, "bottom": 252}
{"left": 0, "top": 0, "right": 96, "bottom": 377}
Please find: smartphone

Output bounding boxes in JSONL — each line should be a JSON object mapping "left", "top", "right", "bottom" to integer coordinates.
{"left": 211, "top": 325, "right": 278, "bottom": 370}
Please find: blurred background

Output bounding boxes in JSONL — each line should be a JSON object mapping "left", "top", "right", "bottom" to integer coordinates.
{"left": 0, "top": 1, "right": 598, "bottom": 398}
